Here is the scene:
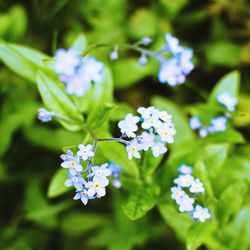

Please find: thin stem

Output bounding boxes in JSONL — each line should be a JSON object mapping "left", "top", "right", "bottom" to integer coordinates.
{"left": 98, "top": 137, "right": 129, "bottom": 145}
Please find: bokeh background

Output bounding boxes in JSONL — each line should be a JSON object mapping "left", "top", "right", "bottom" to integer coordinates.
{"left": 0, "top": 0, "right": 250, "bottom": 249}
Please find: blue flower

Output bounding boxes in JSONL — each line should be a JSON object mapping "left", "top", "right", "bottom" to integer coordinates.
{"left": 73, "top": 189, "right": 91, "bottom": 205}
{"left": 64, "top": 172, "right": 86, "bottom": 191}
{"left": 209, "top": 116, "right": 227, "bottom": 132}
{"left": 53, "top": 49, "right": 80, "bottom": 76}
{"left": 108, "top": 162, "right": 123, "bottom": 178}
{"left": 88, "top": 163, "right": 111, "bottom": 179}
{"left": 177, "top": 164, "right": 192, "bottom": 175}
{"left": 189, "top": 116, "right": 202, "bottom": 130}
{"left": 38, "top": 108, "right": 54, "bottom": 122}
{"left": 217, "top": 92, "right": 237, "bottom": 112}
{"left": 165, "top": 33, "right": 182, "bottom": 54}
{"left": 158, "top": 58, "right": 185, "bottom": 86}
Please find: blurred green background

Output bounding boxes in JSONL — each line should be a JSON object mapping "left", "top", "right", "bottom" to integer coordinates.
{"left": 0, "top": 0, "right": 250, "bottom": 249}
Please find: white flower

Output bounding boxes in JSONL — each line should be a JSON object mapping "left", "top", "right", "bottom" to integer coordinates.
{"left": 158, "top": 58, "right": 185, "bottom": 86}
{"left": 151, "top": 142, "right": 167, "bottom": 157}
{"left": 53, "top": 49, "right": 80, "bottom": 76}
{"left": 86, "top": 176, "right": 109, "bottom": 197}
{"left": 192, "top": 205, "right": 211, "bottom": 222}
{"left": 89, "top": 163, "right": 111, "bottom": 179}
{"left": 81, "top": 56, "right": 104, "bottom": 83}
{"left": 77, "top": 144, "right": 94, "bottom": 160}
{"left": 126, "top": 141, "right": 143, "bottom": 160}
{"left": 159, "top": 111, "right": 172, "bottom": 123}
{"left": 118, "top": 114, "right": 140, "bottom": 138}
{"left": 180, "top": 48, "right": 194, "bottom": 74}
{"left": 136, "top": 132, "right": 155, "bottom": 151}
{"left": 137, "top": 106, "right": 156, "bottom": 119}
{"left": 171, "top": 186, "right": 185, "bottom": 202}
{"left": 174, "top": 174, "right": 194, "bottom": 187}
{"left": 165, "top": 33, "right": 182, "bottom": 54}
{"left": 177, "top": 164, "right": 192, "bottom": 175}
{"left": 65, "top": 72, "right": 92, "bottom": 97}
{"left": 177, "top": 195, "right": 195, "bottom": 212}
{"left": 190, "top": 178, "right": 205, "bottom": 194}
{"left": 157, "top": 123, "right": 176, "bottom": 143}
{"left": 199, "top": 127, "right": 208, "bottom": 138}
{"left": 61, "top": 158, "right": 83, "bottom": 173}
{"left": 217, "top": 92, "right": 237, "bottom": 112}
{"left": 209, "top": 117, "right": 227, "bottom": 132}
{"left": 141, "top": 113, "right": 161, "bottom": 129}
{"left": 189, "top": 116, "right": 202, "bottom": 130}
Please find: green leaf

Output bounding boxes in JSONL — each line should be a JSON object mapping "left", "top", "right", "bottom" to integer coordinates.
{"left": 186, "top": 222, "right": 216, "bottom": 250}
{"left": 112, "top": 58, "right": 152, "bottom": 89}
{"left": 0, "top": 41, "right": 51, "bottom": 82}
{"left": 158, "top": 203, "right": 193, "bottom": 240}
{"left": 69, "top": 33, "right": 87, "bottom": 54}
{"left": 209, "top": 70, "right": 240, "bottom": 103}
{"left": 204, "top": 42, "right": 241, "bottom": 67}
{"left": 207, "top": 128, "right": 245, "bottom": 143}
{"left": 151, "top": 96, "right": 194, "bottom": 146}
{"left": 36, "top": 71, "right": 83, "bottom": 131}
{"left": 217, "top": 182, "right": 247, "bottom": 225}
{"left": 142, "top": 150, "right": 163, "bottom": 176}
{"left": 47, "top": 168, "right": 69, "bottom": 198}
{"left": 98, "top": 136, "right": 139, "bottom": 178}
{"left": 193, "top": 161, "right": 214, "bottom": 201}
{"left": 227, "top": 206, "right": 250, "bottom": 250}
{"left": 197, "top": 143, "right": 229, "bottom": 179}
{"left": 122, "top": 186, "right": 159, "bottom": 220}
{"left": 87, "top": 103, "right": 116, "bottom": 133}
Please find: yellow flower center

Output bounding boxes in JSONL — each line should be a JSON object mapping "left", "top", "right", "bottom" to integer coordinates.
{"left": 131, "top": 147, "right": 136, "bottom": 152}
{"left": 164, "top": 131, "right": 169, "bottom": 136}
{"left": 81, "top": 191, "right": 86, "bottom": 196}
{"left": 70, "top": 161, "right": 76, "bottom": 167}
{"left": 94, "top": 183, "right": 100, "bottom": 188}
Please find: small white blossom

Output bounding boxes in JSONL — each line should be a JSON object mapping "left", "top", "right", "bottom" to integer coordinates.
{"left": 165, "top": 33, "right": 182, "bottom": 54}
{"left": 199, "top": 127, "right": 208, "bottom": 138}
{"left": 81, "top": 56, "right": 104, "bottom": 84}
{"left": 89, "top": 163, "right": 111, "bottom": 179}
{"left": 65, "top": 72, "right": 92, "bottom": 97}
{"left": 77, "top": 144, "right": 94, "bottom": 160}
{"left": 159, "top": 111, "right": 172, "bottom": 123}
{"left": 171, "top": 186, "right": 185, "bottom": 202}
{"left": 137, "top": 106, "right": 156, "bottom": 119}
{"left": 192, "top": 205, "right": 211, "bottom": 222}
{"left": 209, "top": 117, "right": 227, "bottom": 132}
{"left": 118, "top": 114, "right": 140, "bottom": 138}
{"left": 136, "top": 132, "right": 155, "bottom": 151}
{"left": 61, "top": 158, "right": 83, "bottom": 174}
{"left": 190, "top": 178, "right": 205, "bottom": 193}
{"left": 37, "top": 108, "right": 54, "bottom": 122}
{"left": 177, "top": 164, "right": 192, "bottom": 175}
{"left": 157, "top": 123, "right": 176, "bottom": 143}
{"left": 177, "top": 195, "right": 195, "bottom": 212}
{"left": 217, "top": 92, "right": 237, "bottom": 112}
{"left": 174, "top": 174, "right": 194, "bottom": 188}
{"left": 189, "top": 116, "right": 202, "bottom": 130}
{"left": 151, "top": 142, "right": 167, "bottom": 157}
{"left": 126, "top": 141, "right": 142, "bottom": 160}
{"left": 141, "top": 114, "right": 161, "bottom": 129}
{"left": 86, "top": 176, "right": 109, "bottom": 198}
{"left": 53, "top": 49, "right": 80, "bottom": 76}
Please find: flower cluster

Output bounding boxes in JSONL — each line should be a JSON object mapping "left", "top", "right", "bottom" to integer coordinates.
{"left": 189, "top": 115, "right": 227, "bottom": 138}
{"left": 189, "top": 92, "right": 237, "bottom": 138}
{"left": 61, "top": 144, "right": 112, "bottom": 205}
{"left": 158, "top": 33, "right": 194, "bottom": 86}
{"left": 53, "top": 49, "right": 104, "bottom": 97}
{"left": 110, "top": 33, "right": 194, "bottom": 86}
{"left": 118, "top": 106, "right": 176, "bottom": 160}
{"left": 171, "top": 164, "right": 211, "bottom": 222}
